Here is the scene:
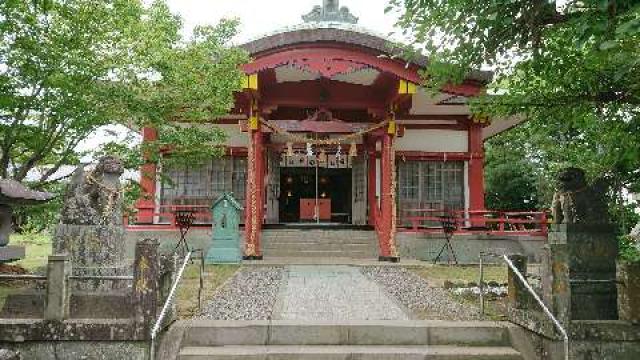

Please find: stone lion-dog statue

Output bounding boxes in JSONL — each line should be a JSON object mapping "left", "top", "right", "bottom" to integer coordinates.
{"left": 551, "top": 167, "right": 609, "bottom": 224}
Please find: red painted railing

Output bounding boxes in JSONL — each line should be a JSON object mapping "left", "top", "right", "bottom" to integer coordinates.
{"left": 402, "top": 209, "right": 548, "bottom": 237}
{"left": 124, "top": 204, "right": 212, "bottom": 231}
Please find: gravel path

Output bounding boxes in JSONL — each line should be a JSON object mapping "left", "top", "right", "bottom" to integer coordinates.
{"left": 361, "top": 266, "right": 479, "bottom": 321}
{"left": 200, "top": 267, "right": 284, "bottom": 320}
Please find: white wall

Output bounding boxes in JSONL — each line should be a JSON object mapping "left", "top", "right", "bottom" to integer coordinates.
{"left": 395, "top": 129, "right": 468, "bottom": 152}
{"left": 218, "top": 124, "right": 250, "bottom": 147}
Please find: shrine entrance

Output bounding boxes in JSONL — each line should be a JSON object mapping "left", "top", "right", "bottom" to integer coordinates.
{"left": 278, "top": 167, "right": 352, "bottom": 224}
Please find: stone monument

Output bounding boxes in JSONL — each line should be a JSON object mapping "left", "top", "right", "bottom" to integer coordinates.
{"left": 53, "top": 156, "right": 128, "bottom": 290}
{"left": 546, "top": 167, "right": 618, "bottom": 320}
{"left": 0, "top": 179, "right": 54, "bottom": 262}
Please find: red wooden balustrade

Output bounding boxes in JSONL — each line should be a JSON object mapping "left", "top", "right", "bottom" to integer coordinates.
{"left": 126, "top": 202, "right": 548, "bottom": 237}
{"left": 402, "top": 209, "right": 548, "bottom": 237}
{"left": 124, "top": 204, "right": 212, "bottom": 231}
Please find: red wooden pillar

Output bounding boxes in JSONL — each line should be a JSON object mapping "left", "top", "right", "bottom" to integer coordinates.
{"left": 244, "top": 116, "right": 264, "bottom": 260}
{"left": 367, "top": 137, "right": 378, "bottom": 226}
{"left": 468, "top": 123, "right": 486, "bottom": 227}
{"left": 468, "top": 123, "right": 486, "bottom": 211}
{"left": 378, "top": 125, "right": 399, "bottom": 262}
{"left": 136, "top": 127, "right": 158, "bottom": 224}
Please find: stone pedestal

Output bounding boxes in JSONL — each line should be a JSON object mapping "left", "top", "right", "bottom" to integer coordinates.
{"left": 507, "top": 254, "right": 530, "bottom": 310}
{"left": 53, "top": 224, "right": 128, "bottom": 291}
{"left": 549, "top": 224, "right": 618, "bottom": 320}
{"left": 618, "top": 262, "right": 640, "bottom": 323}
{"left": 132, "top": 239, "right": 159, "bottom": 339}
{"left": 0, "top": 204, "right": 12, "bottom": 247}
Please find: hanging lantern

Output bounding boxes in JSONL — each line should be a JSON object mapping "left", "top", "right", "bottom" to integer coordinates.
{"left": 306, "top": 143, "right": 314, "bottom": 157}
{"left": 335, "top": 144, "right": 342, "bottom": 159}
{"left": 318, "top": 149, "right": 327, "bottom": 163}
{"left": 349, "top": 142, "right": 357, "bottom": 157}
{"left": 286, "top": 142, "right": 294, "bottom": 157}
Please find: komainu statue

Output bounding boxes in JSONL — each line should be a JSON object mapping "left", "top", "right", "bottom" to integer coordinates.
{"left": 54, "top": 155, "right": 127, "bottom": 291}
{"left": 60, "top": 156, "right": 124, "bottom": 225}
{"left": 551, "top": 167, "right": 609, "bottom": 224}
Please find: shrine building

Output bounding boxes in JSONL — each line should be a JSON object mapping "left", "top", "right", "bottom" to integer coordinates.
{"left": 132, "top": 1, "right": 538, "bottom": 262}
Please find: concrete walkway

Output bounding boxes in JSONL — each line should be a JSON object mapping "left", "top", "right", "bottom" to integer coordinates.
{"left": 273, "top": 265, "right": 409, "bottom": 321}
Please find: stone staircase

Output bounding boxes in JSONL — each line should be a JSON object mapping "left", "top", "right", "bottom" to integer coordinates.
{"left": 177, "top": 320, "right": 524, "bottom": 359}
{"left": 261, "top": 229, "right": 378, "bottom": 259}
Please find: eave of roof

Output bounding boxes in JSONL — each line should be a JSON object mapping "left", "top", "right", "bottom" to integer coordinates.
{"left": 240, "top": 23, "right": 493, "bottom": 84}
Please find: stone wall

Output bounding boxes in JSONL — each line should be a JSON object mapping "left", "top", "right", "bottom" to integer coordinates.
{"left": 125, "top": 228, "right": 545, "bottom": 263}
{"left": 0, "top": 341, "right": 148, "bottom": 360}
{"left": 396, "top": 232, "right": 546, "bottom": 263}
{"left": 508, "top": 320, "right": 640, "bottom": 360}
{"left": 0, "top": 319, "right": 149, "bottom": 360}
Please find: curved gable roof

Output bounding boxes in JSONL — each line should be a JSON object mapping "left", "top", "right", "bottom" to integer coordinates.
{"left": 241, "top": 24, "right": 492, "bottom": 84}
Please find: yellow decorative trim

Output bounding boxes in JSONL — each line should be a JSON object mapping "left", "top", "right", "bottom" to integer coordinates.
{"left": 387, "top": 120, "right": 396, "bottom": 135}
{"left": 398, "top": 79, "right": 417, "bottom": 95}
{"left": 472, "top": 114, "right": 490, "bottom": 124}
{"left": 249, "top": 115, "right": 259, "bottom": 130}
{"left": 243, "top": 73, "right": 259, "bottom": 90}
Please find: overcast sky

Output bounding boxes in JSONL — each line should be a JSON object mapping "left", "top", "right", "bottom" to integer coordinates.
{"left": 165, "top": 0, "right": 402, "bottom": 43}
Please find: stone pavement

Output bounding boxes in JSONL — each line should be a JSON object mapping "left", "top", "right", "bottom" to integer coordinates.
{"left": 273, "top": 265, "right": 409, "bottom": 321}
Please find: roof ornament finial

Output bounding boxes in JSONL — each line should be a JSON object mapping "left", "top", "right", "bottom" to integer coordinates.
{"left": 302, "top": 0, "right": 359, "bottom": 24}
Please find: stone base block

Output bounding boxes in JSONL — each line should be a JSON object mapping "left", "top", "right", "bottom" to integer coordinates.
{"left": 206, "top": 247, "right": 241, "bottom": 264}
{"left": 0, "top": 246, "right": 25, "bottom": 262}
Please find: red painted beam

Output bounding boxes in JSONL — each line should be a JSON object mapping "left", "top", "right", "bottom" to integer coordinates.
{"left": 261, "top": 80, "right": 386, "bottom": 110}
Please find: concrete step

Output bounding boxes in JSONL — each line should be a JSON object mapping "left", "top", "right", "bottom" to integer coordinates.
{"left": 263, "top": 243, "right": 374, "bottom": 251}
{"left": 179, "top": 345, "right": 523, "bottom": 360}
{"left": 262, "top": 237, "right": 377, "bottom": 243}
{"left": 262, "top": 250, "right": 374, "bottom": 258}
{"left": 182, "top": 320, "right": 512, "bottom": 347}
{"left": 264, "top": 241, "right": 376, "bottom": 247}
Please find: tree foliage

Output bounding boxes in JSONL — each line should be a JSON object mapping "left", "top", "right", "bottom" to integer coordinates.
{"left": 390, "top": 0, "right": 640, "bottom": 228}
{"left": 0, "top": 0, "right": 248, "bottom": 187}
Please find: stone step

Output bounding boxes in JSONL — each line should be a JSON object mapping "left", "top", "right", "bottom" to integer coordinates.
{"left": 182, "top": 320, "right": 512, "bottom": 347}
{"left": 263, "top": 236, "right": 376, "bottom": 241}
{"left": 263, "top": 243, "right": 374, "bottom": 251}
{"left": 262, "top": 250, "right": 374, "bottom": 258}
{"left": 179, "top": 345, "right": 523, "bottom": 360}
{"left": 263, "top": 241, "right": 376, "bottom": 247}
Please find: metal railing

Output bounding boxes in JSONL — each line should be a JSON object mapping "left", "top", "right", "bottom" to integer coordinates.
{"left": 149, "top": 251, "right": 192, "bottom": 360}
{"left": 479, "top": 253, "right": 569, "bottom": 360}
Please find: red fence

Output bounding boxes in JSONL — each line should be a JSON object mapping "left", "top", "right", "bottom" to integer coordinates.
{"left": 126, "top": 203, "right": 548, "bottom": 237}
{"left": 124, "top": 205, "right": 212, "bottom": 231}
{"left": 402, "top": 209, "right": 548, "bottom": 237}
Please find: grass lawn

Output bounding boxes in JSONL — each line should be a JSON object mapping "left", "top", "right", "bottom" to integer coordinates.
{"left": 175, "top": 263, "right": 240, "bottom": 319}
{"left": 8, "top": 233, "right": 52, "bottom": 272}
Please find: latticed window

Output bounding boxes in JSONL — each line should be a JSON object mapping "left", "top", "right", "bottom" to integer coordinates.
{"left": 397, "top": 160, "right": 465, "bottom": 226}
{"left": 159, "top": 156, "right": 247, "bottom": 223}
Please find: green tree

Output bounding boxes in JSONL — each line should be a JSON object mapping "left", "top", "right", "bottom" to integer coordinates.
{"left": 0, "top": 0, "right": 248, "bottom": 187}
{"left": 390, "top": 0, "right": 640, "bottom": 231}
{"left": 484, "top": 134, "right": 540, "bottom": 211}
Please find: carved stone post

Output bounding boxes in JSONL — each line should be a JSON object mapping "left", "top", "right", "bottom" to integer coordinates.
{"left": 132, "top": 239, "right": 159, "bottom": 338}
{"left": 543, "top": 235, "right": 571, "bottom": 327}
{"left": 507, "top": 254, "right": 529, "bottom": 309}
{"left": 45, "top": 254, "right": 71, "bottom": 320}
